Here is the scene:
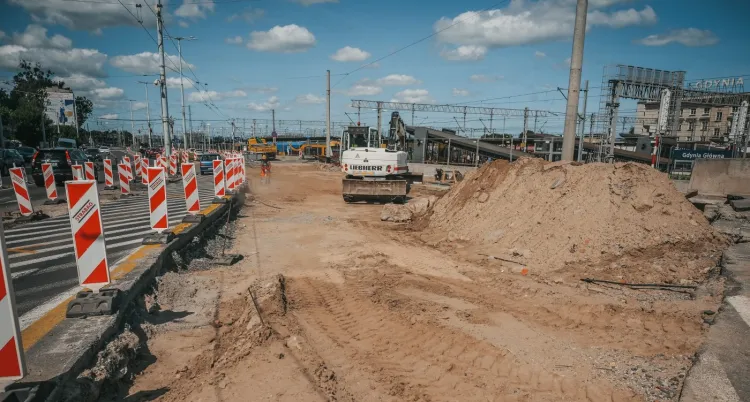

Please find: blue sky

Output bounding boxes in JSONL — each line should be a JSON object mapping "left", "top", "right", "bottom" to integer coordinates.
{"left": 1, "top": 0, "right": 748, "bottom": 137}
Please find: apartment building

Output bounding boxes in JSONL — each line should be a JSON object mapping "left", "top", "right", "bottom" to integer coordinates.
{"left": 634, "top": 101, "right": 745, "bottom": 142}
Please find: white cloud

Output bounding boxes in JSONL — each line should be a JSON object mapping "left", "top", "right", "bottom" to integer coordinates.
{"left": 188, "top": 90, "right": 246, "bottom": 102}
{"left": 331, "top": 46, "right": 371, "bottom": 62}
{"left": 452, "top": 88, "right": 470, "bottom": 97}
{"left": 0, "top": 45, "right": 107, "bottom": 77}
{"left": 296, "top": 93, "right": 325, "bottom": 104}
{"left": 11, "top": 25, "right": 72, "bottom": 49}
{"left": 248, "top": 96, "right": 280, "bottom": 111}
{"left": 228, "top": 7, "right": 265, "bottom": 23}
{"left": 110, "top": 52, "right": 194, "bottom": 74}
{"left": 91, "top": 87, "right": 124, "bottom": 100}
{"left": 440, "top": 45, "right": 487, "bottom": 61}
{"left": 174, "top": 0, "right": 215, "bottom": 19}
{"left": 375, "top": 74, "right": 421, "bottom": 86}
{"left": 55, "top": 74, "right": 106, "bottom": 91}
{"left": 392, "top": 89, "right": 434, "bottom": 104}
{"left": 99, "top": 113, "right": 118, "bottom": 120}
{"left": 247, "top": 24, "right": 316, "bottom": 53}
{"left": 132, "top": 101, "right": 148, "bottom": 110}
{"left": 166, "top": 76, "right": 195, "bottom": 88}
{"left": 434, "top": 1, "right": 656, "bottom": 49}
{"left": 178, "top": 21, "right": 190, "bottom": 28}
{"left": 226, "top": 36, "right": 244, "bottom": 45}
{"left": 347, "top": 84, "right": 382, "bottom": 96}
{"left": 469, "top": 74, "right": 502, "bottom": 83}
{"left": 636, "top": 28, "right": 719, "bottom": 47}
{"left": 292, "top": 0, "right": 338, "bottom": 5}
{"left": 248, "top": 86, "right": 278, "bottom": 94}
{"left": 535, "top": 51, "right": 546, "bottom": 58}
{"left": 564, "top": 57, "right": 571, "bottom": 66}
{"left": 8, "top": 0, "right": 158, "bottom": 32}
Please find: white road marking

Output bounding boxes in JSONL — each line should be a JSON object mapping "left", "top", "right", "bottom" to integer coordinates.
{"left": 727, "top": 295, "right": 750, "bottom": 328}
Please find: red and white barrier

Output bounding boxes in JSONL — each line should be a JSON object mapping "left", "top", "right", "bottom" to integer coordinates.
{"left": 169, "top": 153, "right": 177, "bottom": 176}
{"left": 118, "top": 163, "right": 130, "bottom": 195}
{"left": 9, "top": 167, "right": 32, "bottom": 216}
{"left": 0, "top": 222, "right": 26, "bottom": 380}
{"left": 133, "top": 155, "right": 141, "bottom": 177}
{"left": 181, "top": 163, "right": 200, "bottom": 215}
{"left": 160, "top": 156, "right": 167, "bottom": 172}
{"left": 147, "top": 167, "right": 169, "bottom": 232}
{"left": 141, "top": 158, "right": 149, "bottom": 184}
{"left": 42, "top": 163, "right": 59, "bottom": 201}
{"left": 225, "top": 158, "right": 235, "bottom": 192}
{"left": 213, "top": 159, "right": 225, "bottom": 198}
{"left": 72, "top": 164, "right": 83, "bottom": 181}
{"left": 123, "top": 156, "right": 133, "bottom": 181}
{"left": 103, "top": 159, "right": 115, "bottom": 188}
{"left": 84, "top": 161, "right": 95, "bottom": 181}
{"left": 65, "top": 180, "right": 110, "bottom": 287}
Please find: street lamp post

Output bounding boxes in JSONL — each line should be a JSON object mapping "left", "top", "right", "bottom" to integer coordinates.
{"left": 170, "top": 35, "right": 196, "bottom": 150}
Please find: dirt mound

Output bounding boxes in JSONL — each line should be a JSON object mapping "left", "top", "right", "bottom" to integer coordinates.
{"left": 424, "top": 158, "right": 727, "bottom": 283}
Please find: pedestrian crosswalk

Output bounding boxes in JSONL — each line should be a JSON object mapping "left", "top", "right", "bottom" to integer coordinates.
{"left": 8, "top": 175, "right": 216, "bottom": 316}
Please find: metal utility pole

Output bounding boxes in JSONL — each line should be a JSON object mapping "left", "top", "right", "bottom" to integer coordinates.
{"left": 561, "top": 0, "right": 588, "bottom": 161}
{"left": 325, "top": 70, "right": 332, "bottom": 158}
{"left": 188, "top": 105, "right": 193, "bottom": 146}
{"left": 138, "top": 81, "right": 153, "bottom": 148}
{"left": 172, "top": 36, "right": 195, "bottom": 149}
{"left": 73, "top": 97, "right": 80, "bottom": 139}
{"left": 0, "top": 113, "right": 4, "bottom": 148}
{"left": 522, "top": 107, "right": 529, "bottom": 152}
{"left": 272, "top": 109, "right": 276, "bottom": 144}
{"left": 128, "top": 99, "right": 136, "bottom": 146}
{"left": 577, "top": 80, "right": 589, "bottom": 162}
{"left": 376, "top": 102, "right": 382, "bottom": 146}
{"left": 253, "top": 119, "right": 256, "bottom": 137}
{"left": 156, "top": 0, "right": 171, "bottom": 155}
{"left": 207, "top": 123, "right": 211, "bottom": 149}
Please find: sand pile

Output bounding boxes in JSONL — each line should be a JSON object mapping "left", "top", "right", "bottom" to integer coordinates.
{"left": 425, "top": 158, "right": 727, "bottom": 283}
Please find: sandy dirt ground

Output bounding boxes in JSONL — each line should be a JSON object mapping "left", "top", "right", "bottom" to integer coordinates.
{"left": 116, "top": 162, "right": 725, "bottom": 402}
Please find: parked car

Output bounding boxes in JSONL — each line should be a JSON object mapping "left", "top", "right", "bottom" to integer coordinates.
{"left": 31, "top": 148, "right": 99, "bottom": 186}
{"left": 85, "top": 148, "right": 107, "bottom": 161}
{"left": 199, "top": 153, "right": 222, "bottom": 175}
{"left": 16, "top": 146, "right": 36, "bottom": 164}
{"left": 98, "top": 146, "right": 111, "bottom": 154}
{"left": 0, "top": 149, "right": 26, "bottom": 176}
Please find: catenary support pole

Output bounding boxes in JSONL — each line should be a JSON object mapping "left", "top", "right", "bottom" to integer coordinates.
{"left": 156, "top": 0, "right": 171, "bottom": 156}
{"left": 577, "top": 80, "right": 589, "bottom": 162}
{"left": 325, "top": 70, "right": 332, "bottom": 158}
{"left": 561, "top": 0, "right": 588, "bottom": 161}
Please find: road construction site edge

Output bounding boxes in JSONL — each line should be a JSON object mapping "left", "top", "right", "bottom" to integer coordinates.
{"left": 2, "top": 184, "right": 246, "bottom": 401}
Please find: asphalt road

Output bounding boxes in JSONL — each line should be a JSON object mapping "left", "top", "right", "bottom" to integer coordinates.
{"left": 0, "top": 149, "right": 129, "bottom": 215}
{"left": 2, "top": 148, "right": 219, "bottom": 330}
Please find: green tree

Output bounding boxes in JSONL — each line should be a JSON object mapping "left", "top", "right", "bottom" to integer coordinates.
{"left": 75, "top": 96, "right": 93, "bottom": 128}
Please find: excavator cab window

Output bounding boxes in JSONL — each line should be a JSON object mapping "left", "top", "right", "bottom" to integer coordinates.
{"left": 352, "top": 134, "right": 368, "bottom": 148}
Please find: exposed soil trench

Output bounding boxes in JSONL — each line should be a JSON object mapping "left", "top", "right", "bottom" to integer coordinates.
{"left": 99, "top": 162, "right": 725, "bottom": 402}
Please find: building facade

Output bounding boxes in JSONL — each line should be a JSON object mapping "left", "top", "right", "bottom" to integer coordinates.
{"left": 635, "top": 100, "right": 747, "bottom": 142}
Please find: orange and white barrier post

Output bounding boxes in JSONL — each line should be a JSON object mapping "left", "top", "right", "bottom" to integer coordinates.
{"left": 9, "top": 167, "right": 32, "bottom": 216}
{"left": 65, "top": 180, "right": 110, "bottom": 287}
{"left": 181, "top": 163, "right": 200, "bottom": 217}
{"left": 123, "top": 156, "right": 133, "bottom": 181}
{"left": 147, "top": 167, "right": 168, "bottom": 232}
{"left": 225, "top": 158, "right": 235, "bottom": 193}
{"left": 42, "top": 163, "right": 65, "bottom": 205}
{"left": 0, "top": 222, "right": 26, "bottom": 380}
{"left": 133, "top": 154, "right": 141, "bottom": 178}
{"left": 118, "top": 163, "right": 131, "bottom": 196}
{"left": 160, "top": 156, "right": 168, "bottom": 172}
{"left": 141, "top": 158, "right": 149, "bottom": 185}
{"left": 103, "top": 159, "right": 116, "bottom": 190}
{"left": 84, "top": 161, "right": 96, "bottom": 181}
{"left": 212, "top": 159, "right": 226, "bottom": 201}
{"left": 169, "top": 153, "right": 177, "bottom": 176}
{"left": 72, "top": 164, "right": 83, "bottom": 181}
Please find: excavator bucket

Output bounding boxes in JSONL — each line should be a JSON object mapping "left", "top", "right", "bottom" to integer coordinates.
{"left": 343, "top": 179, "right": 407, "bottom": 203}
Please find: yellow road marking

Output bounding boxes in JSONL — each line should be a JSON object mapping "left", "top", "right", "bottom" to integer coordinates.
{"left": 7, "top": 246, "right": 38, "bottom": 255}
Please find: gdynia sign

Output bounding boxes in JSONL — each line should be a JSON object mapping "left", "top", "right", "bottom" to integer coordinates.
{"left": 688, "top": 77, "right": 744, "bottom": 90}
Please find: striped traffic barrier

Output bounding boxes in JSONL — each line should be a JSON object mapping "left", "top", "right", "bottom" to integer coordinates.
{"left": 160, "top": 156, "right": 167, "bottom": 172}
{"left": 133, "top": 154, "right": 141, "bottom": 177}
{"left": 103, "top": 159, "right": 116, "bottom": 190}
{"left": 147, "top": 167, "right": 168, "bottom": 232}
{"left": 41, "top": 163, "right": 65, "bottom": 205}
{"left": 0, "top": 222, "right": 26, "bottom": 380}
{"left": 181, "top": 163, "right": 200, "bottom": 217}
{"left": 169, "top": 153, "right": 177, "bottom": 176}
{"left": 65, "top": 180, "right": 110, "bottom": 286}
{"left": 123, "top": 156, "right": 133, "bottom": 181}
{"left": 225, "top": 158, "right": 236, "bottom": 193}
{"left": 84, "top": 161, "right": 96, "bottom": 181}
{"left": 212, "top": 159, "right": 226, "bottom": 201}
{"left": 141, "top": 158, "right": 149, "bottom": 185}
{"left": 118, "top": 163, "right": 131, "bottom": 196}
{"left": 72, "top": 164, "right": 83, "bottom": 181}
{"left": 9, "top": 167, "right": 32, "bottom": 216}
